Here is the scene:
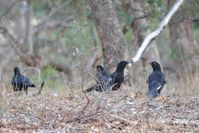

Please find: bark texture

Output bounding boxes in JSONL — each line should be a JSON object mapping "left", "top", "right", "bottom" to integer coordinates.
{"left": 168, "top": 0, "right": 197, "bottom": 71}
{"left": 90, "top": 0, "right": 128, "bottom": 69}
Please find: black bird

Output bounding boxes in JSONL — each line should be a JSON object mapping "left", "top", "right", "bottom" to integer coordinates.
{"left": 147, "top": 61, "right": 166, "bottom": 98}
{"left": 12, "top": 67, "right": 36, "bottom": 94}
{"left": 110, "top": 60, "right": 129, "bottom": 90}
{"left": 84, "top": 65, "right": 111, "bottom": 92}
{"left": 95, "top": 65, "right": 111, "bottom": 92}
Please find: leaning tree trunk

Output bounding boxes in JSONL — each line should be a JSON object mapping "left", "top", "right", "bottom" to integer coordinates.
{"left": 130, "top": 0, "right": 160, "bottom": 69}
{"left": 168, "top": 0, "right": 197, "bottom": 72}
{"left": 90, "top": 0, "right": 128, "bottom": 69}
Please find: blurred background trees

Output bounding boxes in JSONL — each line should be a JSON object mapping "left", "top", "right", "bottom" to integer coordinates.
{"left": 0, "top": 0, "right": 199, "bottom": 93}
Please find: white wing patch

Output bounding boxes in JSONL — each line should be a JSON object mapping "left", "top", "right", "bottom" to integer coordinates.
{"left": 157, "top": 85, "right": 162, "bottom": 91}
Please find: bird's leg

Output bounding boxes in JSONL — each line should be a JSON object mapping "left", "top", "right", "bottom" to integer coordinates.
{"left": 25, "top": 89, "right": 28, "bottom": 95}
{"left": 17, "top": 91, "right": 21, "bottom": 97}
{"left": 13, "top": 87, "right": 16, "bottom": 91}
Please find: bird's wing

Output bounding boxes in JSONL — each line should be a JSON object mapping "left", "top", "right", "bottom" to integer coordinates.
{"left": 110, "top": 72, "right": 125, "bottom": 90}
{"left": 97, "top": 70, "right": 112, "bottom": 91}
{"left": 162, "top": 73, "right": 167, "bottom": 84}
{"left": 149, "top": 72, "right": 162, "bottom": 87}
{"left": 110, "top": 72, "right": 115, "bottom": 78}
{"left": 149, "top": 79, "right": 163, "bottom": 91}
{"left": 97, "top": 70, "right": 110, "bottom": 82}
{"left": 21, "top": 75, "right": 31, "bottom": 83}
{"left": 148, "top": 80, "right": 161, "bottom": 98}
{"left": 149, "top": 72, "right": 166, "bottom": 83}
{"left": 18, "top": 75, "right": 35, "bottom": 87}
{"left": 110, "top": 72, "right": 117, "bottom": 82}
{"left": 12, "top": 76, "right": 22, "bottom": 84}
{"left": 152, "top": 80, "right": 162, "bottom": 90}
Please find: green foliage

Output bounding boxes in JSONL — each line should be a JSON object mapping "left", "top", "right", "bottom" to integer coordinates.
{"left": 124, "top": 28, "right": 133, "bottom": 48}
{"left": 169, "top": 48, "right": 179, "bottom": 59}
{"left": 147, "top": 0, "right": 163, "bottom": 7}
{"left": 58, "top": 20, "right": 95, "bottom": 51}
{"left": 191, "top": 0, "right": 199, "bottom": 29}
{"left": 32, "top": 0, "right": 98, "bottom": 65}
{"left": 42, "top": 66, "right": 57, "bottom": 80}
{"left": 146, "top": 0, "right": 166, "bottom": 29}
{"left": 41, "top": 66, "right": 66, "bottom": 91}
{"left": 116, "top": 6, "right": 132, "bottom": 26}
{"left": 32, "top": 1, "right": 51, "bottom": 18}
{"left": 115, "top": 3, "right": 133, "bottom": 47}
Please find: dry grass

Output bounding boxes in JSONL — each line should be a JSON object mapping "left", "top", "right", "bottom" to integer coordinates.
{"left": 165, "top": 58, "right": 199, "bottom": 96}
{"left": 0, "top": 81, "right": 199, "bottom": 132}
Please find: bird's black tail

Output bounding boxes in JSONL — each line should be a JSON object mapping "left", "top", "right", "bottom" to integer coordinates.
{"left": 30, "top": 84, "right": 36, "bottom": 87}
{"left": 84, "top": 86, "right": 95, "bottom": 93}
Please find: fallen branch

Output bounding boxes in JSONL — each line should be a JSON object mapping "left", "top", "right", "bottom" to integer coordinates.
{"left": 131, "top": 0, "right": 184, "bottom": 63}
{"left": 80, "top": 70, "right": 90, "bottom": 113}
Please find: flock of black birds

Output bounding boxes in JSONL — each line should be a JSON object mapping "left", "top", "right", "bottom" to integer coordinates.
{"left": 11, "top": 60, "right": 166, "bottom": 98}
{"left": 84, "top": 60, "right": 166, "bottom": 98}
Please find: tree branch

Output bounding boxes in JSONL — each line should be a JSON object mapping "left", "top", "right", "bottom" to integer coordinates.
{"left": 0, "top": 23, "right": 43, "bottom": 68}
{"left": 131, "top": 0, "right": 184, "bottom": 63}
{"left": 0, "top": 0, "right": 22, "bottom": 20}
{"left": 0, "top": 23, "right": 23, "bottom": 57}
{"left": 32, "top": 16, "right": 74, "bottom": 35}
{"left": 36, "top": 0, "right": 72, "bottom": 29}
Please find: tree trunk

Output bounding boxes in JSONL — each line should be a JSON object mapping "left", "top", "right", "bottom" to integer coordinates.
{"left": 168, "top": 0, "right": 197, "bottom": 72}
{"left": 90, "top": 0, "right": 128, "bottom": 69}
{"left": 130, "top": 0, "right": 160, "bottom": 69}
